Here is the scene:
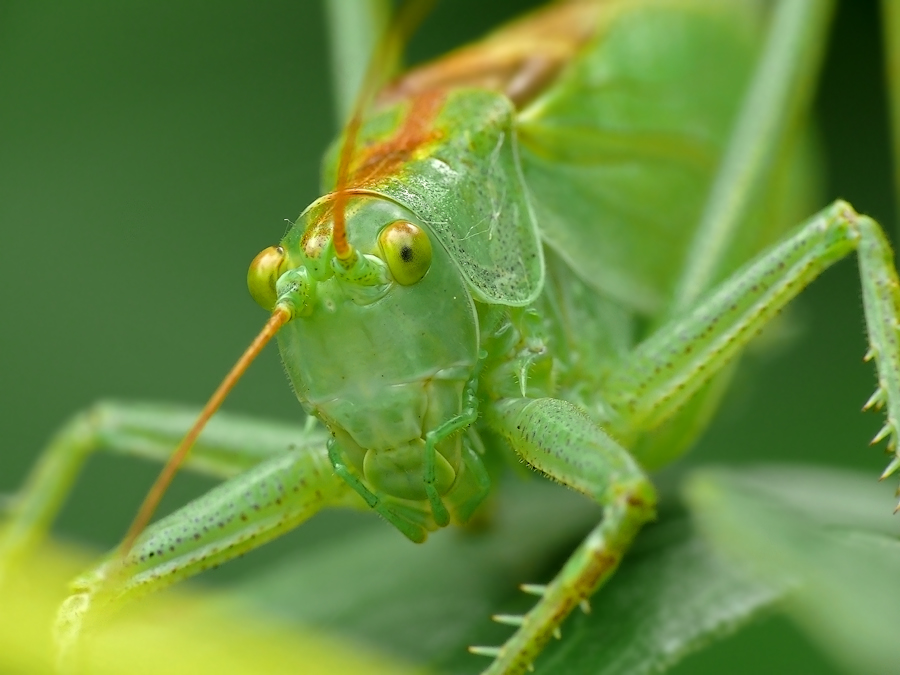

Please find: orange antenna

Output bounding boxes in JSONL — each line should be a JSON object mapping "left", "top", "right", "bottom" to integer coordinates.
{"left": 119, "top": 306, "right": 291, "bottom": 557}
{"left": 331, "top": 0, "right": 436, "bottom": 262}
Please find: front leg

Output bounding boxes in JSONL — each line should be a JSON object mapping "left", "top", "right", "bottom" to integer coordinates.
{"left": 55, "top": 440, "right": 365, "bottom": 665}
{"left": 476, "top": 397, "right": 656, "bottom": 675}
{"left": 423, "top": 383, "right": 480, "bottom": 526}
{"left": 0, "top": 402, "right": 328, "bottom": 586}
{"left": 327, "top": 438, "right": 433, "bottom": 543}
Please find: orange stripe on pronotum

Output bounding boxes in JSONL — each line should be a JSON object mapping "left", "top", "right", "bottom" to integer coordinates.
{"left": 331, "top": 0, "right": 436, "bottom": 263}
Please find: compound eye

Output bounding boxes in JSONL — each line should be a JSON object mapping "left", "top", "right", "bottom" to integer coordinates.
{"left": 247, "top": 245, "right": 287, "bottom": 310}
{"left": 378, "top": 221, "right": 432, "bottom": 285}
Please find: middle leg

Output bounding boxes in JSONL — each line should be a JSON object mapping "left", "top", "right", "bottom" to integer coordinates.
{"left": 476, "top": 396, "right": 656, "bottom": 675}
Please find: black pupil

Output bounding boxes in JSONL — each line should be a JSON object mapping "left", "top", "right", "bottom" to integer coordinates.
{"left": 400, "top": 245, "right": 413, "bottom": 263}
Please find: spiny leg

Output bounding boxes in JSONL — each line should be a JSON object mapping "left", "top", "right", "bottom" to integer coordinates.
{"left": 475, "top": 397, "right": 656, "bottom": 675}
{"left": 0, "top": 401, "right": 328, "bottom": 584}
{"left": 602, "top": 201, "right": 900, "bottom": 492}
{"left": 55, "top": 431, "right": 364, "bottom": 665}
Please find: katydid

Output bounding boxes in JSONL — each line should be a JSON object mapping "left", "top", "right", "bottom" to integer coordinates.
{"left": 2, "top": 1, "right": 900, "bottom": 674}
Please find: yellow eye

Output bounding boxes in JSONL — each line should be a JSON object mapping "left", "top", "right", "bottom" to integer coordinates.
{"left": 247, "top": 245, "right": 288, "bottom": 310}
{"left": 378, "top": 220, "right": 432, "bottom": 285}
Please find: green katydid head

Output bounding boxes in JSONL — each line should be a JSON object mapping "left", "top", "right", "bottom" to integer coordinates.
{"left": 247, "top": 191, "right": 434, "bottom": 312}
{"left": 120, "top": 1, "right": 465, "bottom": 550}
{"left": 246, "top": 192, "right": 479, "bottom": 502}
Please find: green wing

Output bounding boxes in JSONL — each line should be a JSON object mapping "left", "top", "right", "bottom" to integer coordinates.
{"left": 518, "top": 0, "right": 763, "bottom": 313}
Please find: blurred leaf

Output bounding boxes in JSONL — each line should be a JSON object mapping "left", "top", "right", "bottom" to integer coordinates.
{"left": 229, "top": 478, "right": 786, "bottom": 674}
{"left": 6, "top": 466, "right": 897, "bottom": 674}
{"left": 0, "top": 541, "right": 421, "bottom": 675}
{"left": 686, "top": 465, "right": 900, "bottom": 675}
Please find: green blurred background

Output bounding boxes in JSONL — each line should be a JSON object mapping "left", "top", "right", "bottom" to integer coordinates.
{"left": 0, "top": 1, "right": 894, "bottom": 673}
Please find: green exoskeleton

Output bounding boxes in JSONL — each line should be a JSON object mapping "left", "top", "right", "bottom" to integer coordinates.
{"left": 3, "top": 1, "right": 900, "bottom": 673}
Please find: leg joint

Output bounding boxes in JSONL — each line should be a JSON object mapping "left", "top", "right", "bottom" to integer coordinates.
{"left": 610, "top": 476, "right": 657, "bottom": 524}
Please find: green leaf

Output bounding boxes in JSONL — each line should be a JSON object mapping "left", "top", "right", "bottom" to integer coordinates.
{"left": 0, "top": 542, "right": 420, "bottom": 675}
{"left": 10, "top": 466, "right": 891, "bottom": 674}
{"left": 229, "top": 476, "right": 786, "bottom": 674}
{"left": 685, "top": 465, "right": 900, "bottom": 675}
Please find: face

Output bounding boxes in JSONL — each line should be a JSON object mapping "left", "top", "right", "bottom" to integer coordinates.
{"left": 248, "top": 194, "right": 479, "bottom": 500}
